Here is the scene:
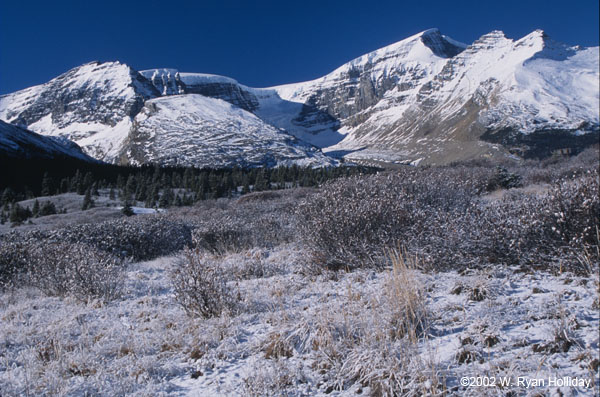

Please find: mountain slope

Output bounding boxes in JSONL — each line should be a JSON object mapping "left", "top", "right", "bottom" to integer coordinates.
{"left": 276, "top": 29, "right": 598, "bottom": 164}
{"left": 0, "top": 120, "right": 97, "bottom": 162}
{"left": 139, "top": 69, "right": 343, "bottom": 148}
{"left": 0, "top": 61, "right": 159, "bottom": 162}
{"left": 120, "top": 94, "right": 336, "bottom": 168}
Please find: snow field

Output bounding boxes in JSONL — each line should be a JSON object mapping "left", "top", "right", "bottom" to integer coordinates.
{"left": 1, "top": 243, "right": 598, "bottom": 396}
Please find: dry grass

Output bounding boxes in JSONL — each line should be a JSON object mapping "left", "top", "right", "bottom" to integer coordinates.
{"left": 385, "top": 248, "right": 428, "bottom": 341}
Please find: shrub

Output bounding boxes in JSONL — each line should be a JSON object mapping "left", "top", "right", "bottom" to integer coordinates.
{"left": 296, "top": 168, "right": 484, "bottom": 271}
{"left": 486, "top": 166, "right": 522, "bottom": 191}
{"left": 187, "top": 196, "right": 299, "bottom": 254}
{"left": 1, "top": 215, "right": 192, "bottom": 262}
{"left": 0, "top": 240, "right": 30, "bottom": 288}
{"left": 297, "top": 164, "right": 598, "bottom": 274}
{"left": 170, "top": 247, "right": 238, "bottom": 318}
{"left": 422, "top": 169, "right": 599, "bottom": 273}
{"left": 27, "top": 242, "right": 125, "bottom": 302}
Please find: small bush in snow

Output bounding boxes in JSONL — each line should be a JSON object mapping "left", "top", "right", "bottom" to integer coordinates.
{"left": 27, "top": 242, "right": 125, "bottom": 302}
{"left": 170, "top": 247, "right": 238, "bottom": 318}
{"left": 189, "top": 199, "right": 297, "bottom": 254}
{"left": 486, "top": 166, "right": 522, "bottom": 191}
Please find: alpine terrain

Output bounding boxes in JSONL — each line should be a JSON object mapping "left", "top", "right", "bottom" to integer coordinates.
{"left": 0, "top": 28, "right": 597, "bottom": 166}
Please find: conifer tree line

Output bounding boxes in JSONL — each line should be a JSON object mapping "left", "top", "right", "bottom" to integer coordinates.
{"left": 0, "top": 158, "right": 377, "bottom": 224}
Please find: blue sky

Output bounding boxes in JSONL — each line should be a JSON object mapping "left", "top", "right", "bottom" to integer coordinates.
{"left": 1, "top": 0, "right": 598, "bottom": 94}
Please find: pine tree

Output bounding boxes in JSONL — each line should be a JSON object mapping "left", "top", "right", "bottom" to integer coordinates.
{"left": 109, "top": 187, "right": 116, "bottom": 200}
{"left": 32, "top": 199, "right": 40, "bottom": 217}
{"left": 41, "top": 172, "right": 53, "bottom": 196}
{"left": 116, "top": 174, "right": 125, "bottom": 190}
{"left": 158, "top": 188, "right": 174, "bottom": 208}
{"left": 82, "top": 172, "right": 94, "bottom": 192}
{"left": 121, "top": 201, "right": 134, "bottom": 217}
{"left": 60, "top": 178, "right": 70, "bottom": 193}
{"left": 1, "top": 188, "right": 15, "bottom": 205}
{"left": 10, "top": 203, "right": 32, "bottom": 224}
{"left": 254, "top": 171, "right": 268, "bottom": 191}
{"left": 39, "top": 201, "right": 57, "bottom": 216}
{"left": 82, "top": 188, "right": 94, "bottom": 210}
{"left": 74, "top": 170, "right": 85, "bottom": 195}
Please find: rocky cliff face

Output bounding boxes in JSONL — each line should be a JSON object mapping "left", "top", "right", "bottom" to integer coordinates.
{"left": 140, "top": 70, "right": 260, "bottom": 111}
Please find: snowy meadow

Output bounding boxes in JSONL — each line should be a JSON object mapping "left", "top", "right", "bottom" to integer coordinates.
{"left": 1, "top": 150, "right": 599, "bottom": 396}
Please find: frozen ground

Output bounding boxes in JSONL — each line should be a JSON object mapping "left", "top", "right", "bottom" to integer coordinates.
{"left": 1, "top": 244, "right": 598, "bottom": 396}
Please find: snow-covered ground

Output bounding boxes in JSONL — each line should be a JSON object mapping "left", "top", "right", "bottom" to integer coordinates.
{"left": 1, "top": 244, "right": 598, "bottom": 396}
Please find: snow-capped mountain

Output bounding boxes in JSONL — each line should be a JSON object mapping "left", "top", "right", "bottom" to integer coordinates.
{"left": 138, "top": 69, "right": 342, "bottom": 148}
{"left": 0, "top": 62, "right": 335, "bottom": 167}
{"left": 0, "top": 61, "right": 159, "bottom": 162}
{"left": 0, "top": 28, "right": 597, "bottom": 167}
{"left": 120, "top": 94, "right": 336, "bottom": 168}
{"left": 270, "top": 29, "right": 599, "bottom": 164}
{"left": 0, "top": 120, "right": 97, "bottom": 162}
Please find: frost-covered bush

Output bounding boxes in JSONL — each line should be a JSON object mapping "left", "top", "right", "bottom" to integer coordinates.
{"left": 0, "top": 240, "right": 30, "bottom": 288}
{"left": 0, "top": 215, "right": 192, "bottom": 262}
{"left": 297, "top": 164, "right": 597, "bottom": 273}
{"left": 188, "top": 197, "right": 298, "bottom": 253}
{"left": 296, "top": 175, "right": 411, "bottom": 270}
{"left": 422, "top": 169, "right": 599, "bottom": 273}
{"left": 486, "top": 166, "right": 522, "bottom": 191}
{"left": 170, "top": 247, "right": 238, "bottom": 318}
{"left": 27, "top": 242, "right": 125, "bottom": 302}
{"left": 296, "top": 168, "right": 486, "bottom": 270}
{"left": 538, "top": 170, "right": 599, "bottom": 249}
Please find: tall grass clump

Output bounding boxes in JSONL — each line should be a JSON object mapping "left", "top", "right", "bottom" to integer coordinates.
{"left": 258, "top": 249, "right": 443, "bottom": 395}
{"left": 385, "top": 248, "right": 428, "bottom": 341}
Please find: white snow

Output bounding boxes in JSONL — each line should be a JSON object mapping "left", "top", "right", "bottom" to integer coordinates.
{"left": 178, "top": 73, "right": 239, "bottom": 86}
{"left": 1, "top": 247, "right": 597, "bottom": 395}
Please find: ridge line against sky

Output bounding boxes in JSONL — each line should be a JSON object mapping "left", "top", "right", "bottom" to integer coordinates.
{"left": 1, "top": 0, "right": 598, "bottom": 95}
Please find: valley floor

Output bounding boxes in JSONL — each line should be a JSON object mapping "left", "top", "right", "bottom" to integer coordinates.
{"left": 1, "top": 244, "right": 598, "bottom": 396}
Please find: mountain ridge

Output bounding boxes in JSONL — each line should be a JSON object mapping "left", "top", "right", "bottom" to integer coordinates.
{"left": 0, "top": 28, "right": 597, "bottom": 166}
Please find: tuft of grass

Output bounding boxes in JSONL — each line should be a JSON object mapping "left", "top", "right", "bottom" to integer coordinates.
{"left": 385, "top": 248, "right": 428, "bottom": 341}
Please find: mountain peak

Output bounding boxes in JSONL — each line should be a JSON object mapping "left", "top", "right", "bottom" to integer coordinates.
{"left": 418, "top": 28, "right": 466, "bottom": 58}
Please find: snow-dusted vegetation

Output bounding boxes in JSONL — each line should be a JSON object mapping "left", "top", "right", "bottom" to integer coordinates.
{"left": 1, "top": 150, "right": 598, "bottom": 396}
